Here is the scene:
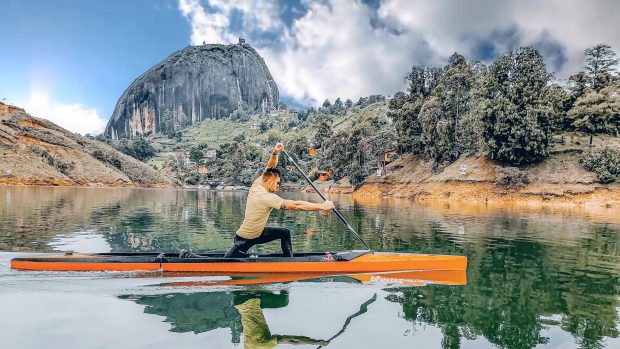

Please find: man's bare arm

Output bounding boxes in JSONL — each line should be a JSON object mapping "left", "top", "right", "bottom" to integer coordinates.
{"left": 281, "top": 200, "right": 335, "bottom": 211}
{"left": 266, "top": 152, "right": 278, "bottom": 169}
{"left": 266, "top": 143, "right": 284, "bottom": 169}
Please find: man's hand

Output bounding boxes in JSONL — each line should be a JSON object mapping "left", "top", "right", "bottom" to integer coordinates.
{"left": 272, "top": 143, "right": 284, "bottom": 155}
{"left": 319, "top": 200, "right": 335, "bottom": 215}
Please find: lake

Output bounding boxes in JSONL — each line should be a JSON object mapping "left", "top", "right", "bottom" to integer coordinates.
{"left": 1, "top": 185, "right": 620, "bottom": 349}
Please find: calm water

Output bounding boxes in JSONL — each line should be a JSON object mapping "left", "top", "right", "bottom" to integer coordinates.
{"left": 1, "top": 186, "right": 620, "bottom": 349}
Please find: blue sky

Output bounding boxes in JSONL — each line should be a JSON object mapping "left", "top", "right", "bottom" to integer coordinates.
{"left": 1, "top": 0, "right": 189, "bottom": 133}
{"left": 1, "top": 0, "right": 618, "bottom": 134}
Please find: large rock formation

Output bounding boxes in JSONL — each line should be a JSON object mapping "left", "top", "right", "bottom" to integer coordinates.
{"left": 105, "top": 40, "right": 279, "bottom": 139}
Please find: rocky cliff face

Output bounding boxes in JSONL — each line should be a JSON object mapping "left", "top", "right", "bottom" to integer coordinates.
{"left": 105, "top": 41, "right": 279, "bottom": 139}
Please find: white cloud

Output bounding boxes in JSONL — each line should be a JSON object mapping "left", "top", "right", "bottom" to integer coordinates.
{"left": 177, "top": 0, "right": 620, "bottom": 106}
{"left": 261, "top": 1, "right": 436, "bottom": 105}
{"left": 25, "top": 93, "right": 107, "bottom": 135}
{"left": 378, "top": 0, "right": 620, "bottom": 77}
{"left": 178, "top": 0, "right": 234, "bottom": 44}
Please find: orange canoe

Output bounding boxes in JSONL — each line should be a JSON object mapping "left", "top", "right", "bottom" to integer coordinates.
{"left": 10, "top": 251, "right": 467, "bottom": 273}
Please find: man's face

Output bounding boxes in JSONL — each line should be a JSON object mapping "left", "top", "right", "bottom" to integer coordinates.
{"left": 265, "top": 176, "right": 281, "bottom": 192}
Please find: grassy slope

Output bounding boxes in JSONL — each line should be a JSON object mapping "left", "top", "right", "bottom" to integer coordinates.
{"left": 0, "top": 102, "right": 176, "bottom": 187}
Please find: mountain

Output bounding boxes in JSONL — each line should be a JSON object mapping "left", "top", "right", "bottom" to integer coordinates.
{"left": 0, "top": 102, "right": 176, "bottom": 187}
{"left": 105, "top": 40, "right": 279, "bottom": 139}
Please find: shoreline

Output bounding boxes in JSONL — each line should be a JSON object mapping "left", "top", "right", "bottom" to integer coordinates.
{"left": 3, "top": 178, "right": 619, "bottom": 208}
{"left": 0, "top": 177, "right": 177, "bottom": 189}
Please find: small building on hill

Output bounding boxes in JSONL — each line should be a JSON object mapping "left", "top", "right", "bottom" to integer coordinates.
{"left": 384, "top": 150, "right": 398, "bottom": 163}
{"left": 318, "top": 170, "right": 332, "bottom": 181}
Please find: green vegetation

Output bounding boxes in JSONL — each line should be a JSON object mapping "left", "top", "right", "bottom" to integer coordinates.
{"left": 579, "top": 144, "right": 620, "bottom": 183}
{"left": 383, "top": 43, "right": 619, "bottom": 181}
{"left": 113, "top": 137, "right": 156, "bottom": 161}
{"left": 111, "top": 43, "right": 619, "bottom": 187}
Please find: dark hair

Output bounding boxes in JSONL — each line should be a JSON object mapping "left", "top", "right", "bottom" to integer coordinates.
{"left": 262, "top": 168, "right": 281, "bottom": 181}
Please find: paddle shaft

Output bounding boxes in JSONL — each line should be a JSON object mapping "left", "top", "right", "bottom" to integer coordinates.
{"left": 281, "top": 150, "right": 370, "bottom": 250}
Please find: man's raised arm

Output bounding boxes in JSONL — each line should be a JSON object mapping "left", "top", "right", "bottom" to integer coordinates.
{"left": 266, "top": 143, "right": 284, "bottom": 169}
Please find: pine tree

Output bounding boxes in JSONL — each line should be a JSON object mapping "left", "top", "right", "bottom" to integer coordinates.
{"left": 388, "top": 92, "right": 424, "bottom": 153}
{"left": 569, "top": 85, "right": 619, "bottom": 145}
{"left": 584, "top": 44, "right": 619, "bottom": 91}
{"left": 480, "top": 47, "right": 551, "bottom": 165}
{"left": 321, "top": 99, "right": 332, "bottom": 113}
{"left": 406, "top": 65, "right": 443, "bottom": 99}
{"left": 333, "top": 97, "right": 344, "bottom": 114}
{"left": 429, "top": 54, "right": 475, "bottom": 163}
{"left": 313, "top": 113, "right": 333, "bottom": 149}
{"left": 545, "top": 84, "right": 573, "bottom": 132}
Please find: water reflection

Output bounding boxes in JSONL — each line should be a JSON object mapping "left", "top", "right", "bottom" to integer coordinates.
{"left": 122, "top": 290, "right": 333, "bottom": 348}
{"left": 3, "top": 186, "right": 620, "bottom": 348}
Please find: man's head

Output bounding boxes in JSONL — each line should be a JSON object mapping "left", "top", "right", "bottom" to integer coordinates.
{"left": 262, "top": 168, "right": 281, "bottom": 192}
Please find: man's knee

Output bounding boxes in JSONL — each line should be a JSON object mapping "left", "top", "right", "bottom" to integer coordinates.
{"left": 280, "top": 228, "right": 291, "bottom": 239}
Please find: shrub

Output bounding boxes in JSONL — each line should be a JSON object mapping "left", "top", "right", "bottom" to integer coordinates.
{"left": 184, "top": 172, "right": 201, "bottom": 185}
{"left": 92, "top": 149, "right": 122, "bottom": 169}
{"left": 580, "top": 145, "right": 620, "bottom": 183}
{"left": 92, "top": 149, "right": 106, "bottom": 162}
{"left": 497, "top": 167, "right": 531, "bottom": 187}
{"left": 267, "top": 130, "right": 282, "bottom": 144}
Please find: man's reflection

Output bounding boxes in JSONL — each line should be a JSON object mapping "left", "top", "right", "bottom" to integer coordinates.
{"left": 234, "top": 294, "right": 328, "bottom": 348}
{"left": 121, "top": 290, "right": 328, "bottom": 348}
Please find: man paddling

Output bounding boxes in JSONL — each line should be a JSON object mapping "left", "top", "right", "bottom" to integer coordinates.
{"left": 224, "top": 143, "right": 334, "bottom": 258}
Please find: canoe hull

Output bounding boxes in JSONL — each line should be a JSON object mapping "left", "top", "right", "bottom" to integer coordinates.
{"left": 10, "top": 251, "right": 467, "bottom": 273}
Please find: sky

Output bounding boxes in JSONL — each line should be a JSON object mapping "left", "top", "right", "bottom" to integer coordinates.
{"left": 1, "top": 0, "right": 619, "bottom": 135}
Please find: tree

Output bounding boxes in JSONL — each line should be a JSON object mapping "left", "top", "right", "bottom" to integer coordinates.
{"left": 457, "top": 104, "right": 484, "bottom": 155}
{"left": 189, "top": 146, "right": 204, "bottom": 164}
{"left": 388, "top": 92, "right": 423, "bottom": 153}
{"left": 584, "top": 44, "right": 619, "bottom": 91}
{"left": 313, "top": 114, "right": 333, "bottom": 149}
{"left": 480, "top": 47, "right": 552, "bottom": 165}
{"left": 259, "top": 122, "right": 270, "bottom": 133}
{"left": 345, "top": 99, "right": 353, "bottom": 108}
{"left": 117, "top": 137, "right": 157, "bottom": 161}
{"left": 568, "top": 72, "right": 590, "bottom": 101}
{"left": 321, "top": 99, "right": 332, "bottom": 113}
{"left": 406, "top": 65, "right": 443, "bottom": 99}
{"left": 430, "top": 54, "right": 475, "bottom": 163}
{"left": 419, "top": 96, "right": 455, "bottom": 163}
{"left": 569, "top": 85, "right": 620, "bottom": 145}
{"left": 333, "top": 98, "right": 344, "bottom": 114}
{"left": 216, "top": 141, "right": 261, "bottom": 184}
{"left": 289, "top": 135, "right": 309, "bottom": 158}
{"left": 320, "top": 129, "right": 351, "bottom": 177}
{"left": 545, "top": 84, "right": 573, "bottom": 132}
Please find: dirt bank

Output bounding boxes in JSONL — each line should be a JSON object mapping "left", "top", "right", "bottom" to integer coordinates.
{"left": 323, "top": 153, "right": 620, "bottom": 210}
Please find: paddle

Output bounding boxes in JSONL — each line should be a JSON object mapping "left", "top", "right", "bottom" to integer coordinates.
{"left": 281, "top": 150, "right": 371, "bottom": 250}
{"left": 317, "top": 293, "right": 378, "bottom": 348}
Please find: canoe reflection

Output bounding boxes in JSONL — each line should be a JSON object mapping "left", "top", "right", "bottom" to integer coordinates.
{"left": 153, "top": 270, "right": 467, "bottom": 287}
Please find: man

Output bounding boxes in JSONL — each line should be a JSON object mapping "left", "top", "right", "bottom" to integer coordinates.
{"left": 224, "top": 143, "right": 335, "bottom": 258}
